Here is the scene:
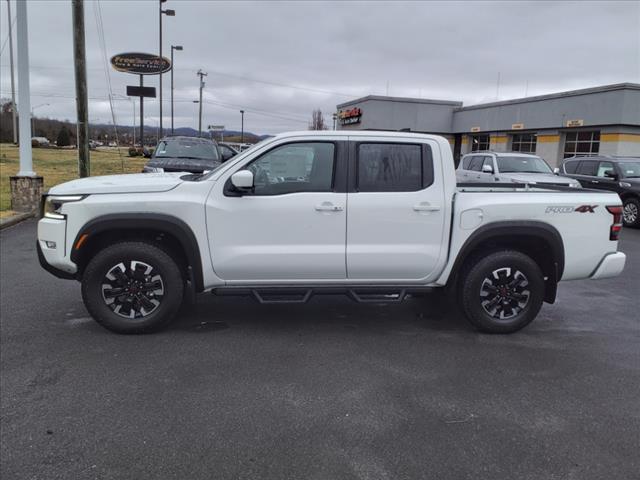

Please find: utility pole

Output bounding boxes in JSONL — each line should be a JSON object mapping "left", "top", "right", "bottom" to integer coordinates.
{"left": 7, "top": 0, "right": 18, "bottom": 144}
{"left": 240, "top": 110, "right": 244, "bottom": 144}
{"left": 197, "top": 69, "right": 207, "bottom": 137}
{"left": 72, "top": 0, "right": 90, "bottom": 177}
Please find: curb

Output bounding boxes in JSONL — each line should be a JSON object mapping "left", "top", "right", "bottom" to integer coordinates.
{"left": 0, "top": 212, "right": 35, "bottom": 231}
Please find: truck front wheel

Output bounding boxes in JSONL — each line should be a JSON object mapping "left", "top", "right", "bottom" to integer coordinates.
{"left": 460, "top": 250, "right": 544, "bottom": 333}
{"left": 81, "top": 242, "right": 184, "bottom": 334}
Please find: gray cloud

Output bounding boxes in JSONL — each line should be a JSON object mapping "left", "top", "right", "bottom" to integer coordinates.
{"left": 0, "top": 0, "right": 638, "bottom": 135}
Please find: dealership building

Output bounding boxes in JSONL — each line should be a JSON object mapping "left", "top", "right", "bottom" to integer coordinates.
{"left": 336, "top": 83, "right": 640, "bottom": 166}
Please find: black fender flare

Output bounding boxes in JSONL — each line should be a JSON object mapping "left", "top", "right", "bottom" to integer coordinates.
{"left": 70, "top": 213, "right": 205, "bottom": 292}
{"left": 448, "top": 221, "right": 565, "bottom": 303}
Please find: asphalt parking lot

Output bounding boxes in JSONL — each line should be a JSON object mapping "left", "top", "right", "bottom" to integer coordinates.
{"left": 1, "top": 219, "right": 638, "bottom": 480}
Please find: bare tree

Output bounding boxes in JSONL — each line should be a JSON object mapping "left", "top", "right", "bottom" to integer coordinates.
{"left": 308, "top": 109, "right": 327, "bottom": 130}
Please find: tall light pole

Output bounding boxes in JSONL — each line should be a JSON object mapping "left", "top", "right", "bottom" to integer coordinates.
{"left": 197, "top": 70, "right": 207, "bottom": 137}
{"left": 16, "top": 0, "right": 33, "bottom": 176}
{"left": 170, "top": 44, "right": 182, "bottom": 134}
{"left": 31, "top": 103, "right": 49, "bottom": 136}
{"left": 159, "top": 0, "right": 175, "bottom": 139}
{"left": 6, "top": 0, "right": 18, "bottom": 144}
{"left": 240, "top": 110, "right": 244, "bottom": 144}
{"left": 332, "top": 112, "right": 338, "bottom": 130}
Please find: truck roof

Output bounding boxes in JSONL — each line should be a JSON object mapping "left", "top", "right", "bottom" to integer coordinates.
{"left": 271, "top": 130, "right": 447, "bottom": 141}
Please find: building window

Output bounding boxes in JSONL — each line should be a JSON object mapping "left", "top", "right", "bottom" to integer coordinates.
{"left": 563, "top": 131, "right": 600, "bottom": 158}
{"left": 471, "top": 134, "right": 490, "bottom": 152}
{"left": 511, "top": 133, "right": 537, "bottom": 153}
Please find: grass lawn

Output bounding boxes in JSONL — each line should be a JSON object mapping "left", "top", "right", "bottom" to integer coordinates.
{"left": 0, "top": 144, "right": 146, "bottom": 213}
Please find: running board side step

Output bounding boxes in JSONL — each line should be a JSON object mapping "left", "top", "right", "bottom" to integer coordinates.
{"left": 210, "top": 285, "right": 435, "bottom": 305}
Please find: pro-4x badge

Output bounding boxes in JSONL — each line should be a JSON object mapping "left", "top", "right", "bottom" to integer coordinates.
{"left": 575, "top": 205, "right": 597, "bottom": 213}
{"left": 545, "top": 205, "right": 598, "bottom": 213}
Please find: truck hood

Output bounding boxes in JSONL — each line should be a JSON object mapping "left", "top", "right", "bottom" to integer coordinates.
{"left": 47, "top": 173, "right": 185, "bottom": 195}
{"left": 505, "top": 173, "right": 579, "bottom": 186}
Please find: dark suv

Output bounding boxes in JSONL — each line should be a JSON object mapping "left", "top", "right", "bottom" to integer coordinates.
{"left": 560, "top": 155, "right": 640, "bottom": 227}
{"left": 143, "top": 136, "right": 221, "bottom": 174}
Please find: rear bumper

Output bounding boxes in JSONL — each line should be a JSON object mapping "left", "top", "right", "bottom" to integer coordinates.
{"left": 590, "top": 252, "right": 626, "bottom": 280}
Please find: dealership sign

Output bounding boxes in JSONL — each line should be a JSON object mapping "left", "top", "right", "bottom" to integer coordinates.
{"left": 339, "top": 107, "right": 362, "bottom": 125}
{"left": 110, "top": 52, "right": 171, "bottom": 75}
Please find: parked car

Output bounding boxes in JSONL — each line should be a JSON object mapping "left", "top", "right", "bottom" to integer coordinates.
{"left": 218, "top": 142, "right": 239, "bottom": 162}
{"left": 38, "top": 131, "right": 626, "bottom": 335}
{"left": 457, "top": 151, "right": 582, "bottom": 188}
{"left": 560, "top": 155, "right": 640, "bottom": 227}
{"left": 142, "top": 136, "right": 221, "bottom": 174}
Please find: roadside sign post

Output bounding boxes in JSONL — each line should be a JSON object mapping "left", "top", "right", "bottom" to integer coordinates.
{"left": 110, "top": 52, "right": 171, "bottom": 149}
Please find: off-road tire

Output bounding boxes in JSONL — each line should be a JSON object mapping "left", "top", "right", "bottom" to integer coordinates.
{"left": 81, "top": 242, "right": 184, "bottom": 334}
{"left": 460, "top": 250, "right": 545, "bottom": 333}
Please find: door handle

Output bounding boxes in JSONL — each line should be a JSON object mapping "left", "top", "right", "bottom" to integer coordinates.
{"left": 591, "top": 180, "right": 599, "bottom": 184}
{"left": 315, "top": 203, "right": 343, "bottom": 212}
{"left": 413, "top": 203, "right": 441, "bottom": 212}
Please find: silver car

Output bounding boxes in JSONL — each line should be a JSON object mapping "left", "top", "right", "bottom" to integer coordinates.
{"left": 457, "top": 152, "right": 582, "bottom": 188}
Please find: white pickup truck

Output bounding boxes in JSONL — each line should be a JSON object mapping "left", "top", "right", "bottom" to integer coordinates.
{"left": 38, "top": 131, "right": 626, "bottom": 334}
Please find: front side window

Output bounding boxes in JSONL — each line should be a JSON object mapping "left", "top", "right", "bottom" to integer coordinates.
{"left": 468, "top": 156, "right": 484, "bottom": 171}
{"left": 471, "top": 134, "right": 490, "bottom": 152}
{"left": 357, "top": 143, "right": 424, "bottom": 192}
{"left": 245, "top": 142, "right": 335, "bottom": 195}
{"left": 496, "top": 155, "right": 552, "bottom": 174}
{"left": 596, "top": 161, "right": 615, "bottom": 177}
{"left": 511, "top": 133, "right": 537, "bottom": 153}
{"left": 563, "top": 131, "right": 600, "bottom": 158}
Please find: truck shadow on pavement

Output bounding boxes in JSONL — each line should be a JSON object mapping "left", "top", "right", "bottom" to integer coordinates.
{"left": 168, "top": 292, "right": 472, "bottom": 334}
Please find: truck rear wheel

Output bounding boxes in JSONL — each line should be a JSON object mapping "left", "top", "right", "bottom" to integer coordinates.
{"left": 81, "top": 242, "right": 184, "bottom": 334}
{"left": 460, "top": 250, "right": 544, "bottom": 333}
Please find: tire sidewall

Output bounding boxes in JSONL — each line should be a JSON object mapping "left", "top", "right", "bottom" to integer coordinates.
{"left": 623, "top": 198, "right": 640, "bottom": 228}
{"left": 82, "top": 242, "right": 184, "bottom": 334}
{"left": 461, "top": 251, "right": 545, "bottom": 333}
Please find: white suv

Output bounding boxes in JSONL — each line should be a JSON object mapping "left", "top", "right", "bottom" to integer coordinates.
{"left": 457, "top": 152, "right": 581, "bottom": 188}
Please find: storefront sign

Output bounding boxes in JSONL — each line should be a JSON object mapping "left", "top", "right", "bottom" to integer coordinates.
{"left": 110, "top": 52, "right": 171, "bottom": 75}
{"left": 339, "top": 107, "right": 362, "bottom": 125}
{"left": 565, "top": 119, "right": 584, "bottom": 127}
{"left": 511, "top": 123, "right": 524, "bottom": 130}
{"left": 470, "top": 126, "right": 481, "bottom": 132}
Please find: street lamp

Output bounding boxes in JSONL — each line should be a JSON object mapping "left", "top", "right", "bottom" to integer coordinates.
{"left": 159, "top": 0, "right": 175, "bottom": 139}
{"left": 240, "top": 109, "right": 245, "bottom": 144}
{"left": 31, "top": 103, "right": 49, "bottom": 137}
{"left": 170, "top": 45, "right": 183, "bottom": 134}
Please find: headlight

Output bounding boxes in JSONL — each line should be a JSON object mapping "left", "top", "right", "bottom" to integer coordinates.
{"left": 42, "top": 195, "right": 86, "bottom": 219}
{"left": 619, "top": 182, "right": 632, "bottom": 188}
{"left": 143, "top": 166, "right": 164, "bottom": 173}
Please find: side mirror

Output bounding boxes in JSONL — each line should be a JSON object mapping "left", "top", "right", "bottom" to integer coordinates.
{"left": 482, "top": 164, "right": 493, "bottom": 174}
{"left": 231, "top": 170, "right": 254, "bottom": 192}
{"left": 553, "top": 167, "right": 560, "bottom": 175}
{"left": 604, "top": 170, "right": 618, "bottom": 180}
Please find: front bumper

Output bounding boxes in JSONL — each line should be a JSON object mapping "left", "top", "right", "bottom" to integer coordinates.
{"left": 590, "top": 252, "right": 626, "bottom": 280}
{"left": 37, "top": 241, "right": 76, "bottom": 280}
{"left": 37, "top": 217, "right": 78, "bottom": 279}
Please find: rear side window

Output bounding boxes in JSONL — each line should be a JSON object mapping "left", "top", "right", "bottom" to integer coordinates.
{"left": 462, "top": 155, "right": 474, "bottom": 170}
{"left": 357, "top": 143, "right": 431, "bottom": 192}
{"left": 563, "top": 161, "right": 579, "bottom": 174}
{"left": 576, "top": 160, "right": 598, "bottom": 176}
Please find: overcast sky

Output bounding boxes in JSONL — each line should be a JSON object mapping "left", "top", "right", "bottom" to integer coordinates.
{"left": 0, "top": 0, "right": 638, "bottom": 135}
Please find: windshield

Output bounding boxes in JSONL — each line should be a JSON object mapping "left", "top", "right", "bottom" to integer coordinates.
{"left": 496, "top": 155, "right": 552, "bottom": 174}
{"left": 619, "top": 162, "right": 640, "bottom": 178}
{"left": 153, "top": 138, "right": 220, "bottom": 161}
